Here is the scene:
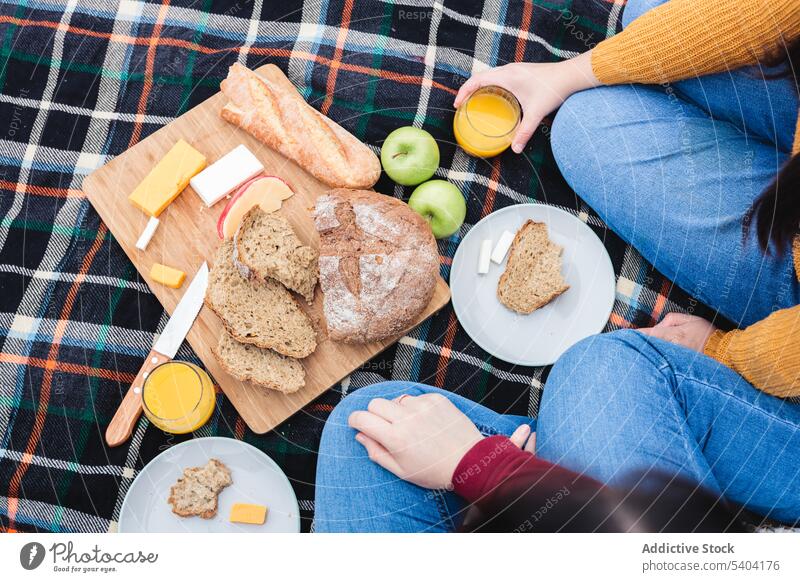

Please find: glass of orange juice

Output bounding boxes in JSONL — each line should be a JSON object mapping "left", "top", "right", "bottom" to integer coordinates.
{"left": 142, "top": 361, "right": 215, "bottom": 434}
{"left": 453, "top": 86, "right": 521, "bottom": 158}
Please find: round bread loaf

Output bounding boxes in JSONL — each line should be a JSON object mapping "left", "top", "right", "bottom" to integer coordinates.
{"left": 313, "top": 189, "right": 439, "bottom": 343}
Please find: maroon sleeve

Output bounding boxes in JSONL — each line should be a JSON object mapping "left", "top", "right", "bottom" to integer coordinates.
{"left": 451, "top": 436, "right": 740, "bottom": 533}
{"left": 453, "top": 436, "right": 614, "bottom": 532}
{"left": 452, "top": 435, "right": 600, "bottom": 502}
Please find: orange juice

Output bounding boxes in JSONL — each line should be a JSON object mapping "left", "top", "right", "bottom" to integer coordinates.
{"left": 142, "top": 361, "right": 215, "bottom": 434}
{"left": 454, "top": 86, "right": 521, "bottom": 158}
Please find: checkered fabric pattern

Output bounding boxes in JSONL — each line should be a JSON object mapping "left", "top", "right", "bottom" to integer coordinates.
{"left": 0, "top": 0, "right": 723, "bottom": 533}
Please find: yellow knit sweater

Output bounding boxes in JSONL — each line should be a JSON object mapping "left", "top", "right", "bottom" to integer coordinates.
{"left": 591, "top": 0, "right": 800, "bottom": 398}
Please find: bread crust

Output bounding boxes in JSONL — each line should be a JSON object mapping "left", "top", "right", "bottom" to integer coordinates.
{"left": 497, "top": 220, "right": 569, "bottom": 314}
{"left": 214, "top": 351, "right": 300, "bottom": 394}
{"left": 212, "top": 333, "right": 305, "bottom": 394}
{"left": 220, "top": 64, "right": 381, "bottom": 189}
{"left": 314, "top": 189, "right": 439, "bottom": 343}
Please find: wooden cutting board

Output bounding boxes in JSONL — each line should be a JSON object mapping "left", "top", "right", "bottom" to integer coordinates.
{"left": 83, "top": 65, "right": 451, "bottom": 434}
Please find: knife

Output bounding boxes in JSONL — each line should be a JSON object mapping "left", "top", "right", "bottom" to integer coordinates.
{"left": 105, "top": 262, "right": 209, "bottom": 447}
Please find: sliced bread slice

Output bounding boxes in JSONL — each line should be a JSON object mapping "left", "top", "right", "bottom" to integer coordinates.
{"left": 235, "top": 207, "right": 318, "bottom": 302}
{"left": 206, "top": 240, "right": 317, "bottom": 358}
{"left": 213, "top": 331, "right": 305, "bottom": 393}
{"left": 167, "top": 458, "right": 232, "bottom": 519}
{"left": 497, "top": 220, "right": 570, "bottom": 314}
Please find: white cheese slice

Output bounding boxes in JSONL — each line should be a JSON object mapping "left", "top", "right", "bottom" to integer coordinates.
{"left": 135, "top": 216, "right": 160, "bottom": 250}
{"left": 491, "top": 230, "right": 515, "bottom": 264}
{"left": 189, "top": 144, "right": 264, "bottom": 207}
{"left": 478, "top": 239, "right": 492, "bottom": 274}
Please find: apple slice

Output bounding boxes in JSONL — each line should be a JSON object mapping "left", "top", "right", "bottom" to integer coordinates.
{"left": 216, "top": 176, "right": 295, "bottom": 239}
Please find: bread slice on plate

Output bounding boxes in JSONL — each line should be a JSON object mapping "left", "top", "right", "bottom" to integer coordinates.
{"left": 234, "top": 206, "right": 318, "bottom": 302}
{"left": 168, "top": 458, "right": 232, "bottom": 519}
{"left": 213, "top": 331, "right": 305, "bottom": 394}
{"left": 497, "top": 220, "right": 570, "bottom": 314}
{"left": 206, "top": 240, "right": 317, "bottom": 358}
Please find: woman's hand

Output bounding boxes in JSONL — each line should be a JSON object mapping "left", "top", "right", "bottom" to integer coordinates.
{"left": 350, "top": 393, "right": 537, "bottom": 490}
{"left": 454, "top": 51, "right": 599, "bottom": 153}
{"left": 639, "top": 313, "right": 718, "bottom": 353}
{"left": 349, "top": 393, "right": 483, "bottom": 490}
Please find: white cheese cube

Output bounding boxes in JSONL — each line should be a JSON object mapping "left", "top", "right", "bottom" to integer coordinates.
{"left": 135, "top": 216, "right": 160, "bottom": 250}
{"left": 189, "top": 144, "right": 264, "bottom": 207}
{"left": 477, "top": 239, "right": 492, "bottom": 274}
{"left": 491, "top": 230, "right": 515, "bottom": 264}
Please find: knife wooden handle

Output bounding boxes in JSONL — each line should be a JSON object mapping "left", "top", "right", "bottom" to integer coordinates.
{"left": 105, "top": 349, "right": 170, "bottom": 447}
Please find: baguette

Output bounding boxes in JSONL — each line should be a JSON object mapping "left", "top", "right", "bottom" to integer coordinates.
{"left": 220, "top": 63, "right": 381, "bottom": 189}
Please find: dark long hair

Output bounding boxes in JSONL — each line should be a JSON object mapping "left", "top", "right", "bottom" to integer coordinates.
{"left": 748, "top": 39, "right": 800, "bottom": 256}
{"left": 461, "top": 469, "right": 747, "bottom": 533}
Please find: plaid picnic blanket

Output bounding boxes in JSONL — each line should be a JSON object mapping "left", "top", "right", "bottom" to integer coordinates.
{"left": 0, "top": 0, "right": 720, "bottom": 533}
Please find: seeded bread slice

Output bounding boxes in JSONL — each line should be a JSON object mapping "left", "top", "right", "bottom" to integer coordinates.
{"left": 235, "top": 207, "right": 318, "bottom": 302}
{"left": 206, "top": 240, "right": 317, "bottom": 358}
{"left": 497, "top": 220, "right": 570, "bottom": 314}
{"left": 213, "top": 331, "right": 305, "bottom": 393}
{"left": 168, "top": 458, "right": 232, "bottom": 519}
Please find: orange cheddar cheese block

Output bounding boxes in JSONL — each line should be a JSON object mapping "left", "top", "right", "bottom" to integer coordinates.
{"left": 149, "top": 263, "right": 186, "bottom": 288}
{"left": 229, "top": 503, "right": 268, "bottom": 525}
{"left": 128, "top": 139, "right": 206, "bottom": 217}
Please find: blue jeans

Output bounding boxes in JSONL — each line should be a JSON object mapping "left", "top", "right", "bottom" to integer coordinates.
{"left": 315, "top": 333, "right": 800, "bottom": 531}
{"left": 314, "top": 382, "right": 533, "bottom": 532}
{"left": 538, "top": 331, "right": 800, "bottom": 525}
{"left": 551, "top": 0, "right": 800, "bottom": 326}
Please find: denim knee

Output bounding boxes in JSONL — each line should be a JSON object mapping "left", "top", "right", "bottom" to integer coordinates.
{"left": 550, "top": 92, "right": 583, "bottom": 179}
{"left": 621, "top": 0, "right": 668, "bottom": 28}
{"left": 550, "top": 89, "right": 611, "bottom": 194}
{"left": 538, "top": 330, "right": 663, "bottom": 464}
{"left": 545, "top": 330, "right": 656, "bottom": 405}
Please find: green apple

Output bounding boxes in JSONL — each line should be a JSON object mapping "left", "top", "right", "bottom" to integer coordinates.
{"left": 408, "top": 180, "right": 466, "bottom": 239}
{"left": 381, "top": 127, "right": 440, "bottom": 186}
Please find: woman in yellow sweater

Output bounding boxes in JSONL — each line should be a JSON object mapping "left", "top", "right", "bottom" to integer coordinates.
{"left": 450, "top": 0, "right": 800, "bottom": 522}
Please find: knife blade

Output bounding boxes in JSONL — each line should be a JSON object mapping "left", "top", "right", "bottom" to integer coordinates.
{"left": 153, "top": 262, "right": 209, "bottom": 358}
{"left": 105, "top": 262, "right": 209, "bottom": 447}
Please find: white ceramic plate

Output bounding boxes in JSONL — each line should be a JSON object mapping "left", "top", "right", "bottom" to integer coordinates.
{"left": 119, "top": 437, "right": 300, "bottom": 533}
{"left": 451, "top": 204, "right": 615, "bottom": 367}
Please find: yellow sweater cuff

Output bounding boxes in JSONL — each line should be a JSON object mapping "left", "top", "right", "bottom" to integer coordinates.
{"left": 793, "top": 237, "right": 800, "bottom": 278}
{"left": 703, "top": 329, "right": 738, "bottom": 365}
{"left": 591, "top": 44, "right": 635, "bottom": 86}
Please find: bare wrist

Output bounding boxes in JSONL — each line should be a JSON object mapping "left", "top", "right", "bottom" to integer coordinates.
{"left": 566, "top": 50, "right": 601, "bottom": 93}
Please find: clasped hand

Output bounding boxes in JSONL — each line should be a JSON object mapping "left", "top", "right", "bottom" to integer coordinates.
{"left": 349, "top": 393, "right": 535, "bottom": 490}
